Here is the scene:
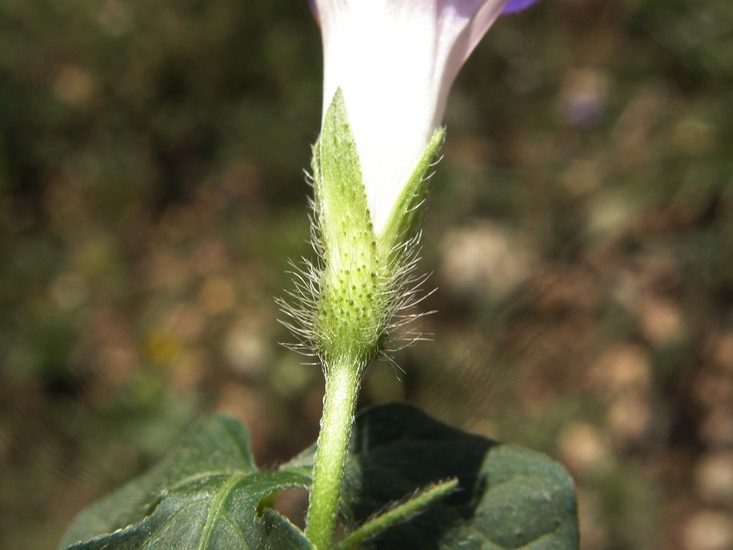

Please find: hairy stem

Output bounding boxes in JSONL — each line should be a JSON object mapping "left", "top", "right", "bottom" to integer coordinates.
{"left": 305, "top": 355, "right": 362, "bottom": 549}
{"left": 337, "top": 479, "right": 458, "bottom": 549}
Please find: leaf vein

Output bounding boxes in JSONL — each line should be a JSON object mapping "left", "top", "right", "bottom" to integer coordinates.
{"left": 198, "top": 474, "right": 249, "bottom": 550}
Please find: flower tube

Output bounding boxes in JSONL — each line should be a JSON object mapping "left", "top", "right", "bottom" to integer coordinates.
{"left": 312, "top": 0, "right": 540, "bottom": 236}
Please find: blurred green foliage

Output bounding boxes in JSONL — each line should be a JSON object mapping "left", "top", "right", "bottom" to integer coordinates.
{"left": 1, "top": 1, "right": 732, "bottom": 549}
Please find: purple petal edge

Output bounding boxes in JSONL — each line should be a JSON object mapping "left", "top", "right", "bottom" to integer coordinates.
{"left": 309, "top": 1, "right": 539, "bottom": 20}
{"left": 502, "top": 0, "right": 540, "bottom": 14}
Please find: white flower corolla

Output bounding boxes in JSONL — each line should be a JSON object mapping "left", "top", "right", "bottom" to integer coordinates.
{"left": 311, "top": 0, "right": 539, "bottom": 236}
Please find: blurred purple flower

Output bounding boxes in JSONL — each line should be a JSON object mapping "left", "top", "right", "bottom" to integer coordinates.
{"left": 311, "top": 0, "right": 541, "bottom": 233}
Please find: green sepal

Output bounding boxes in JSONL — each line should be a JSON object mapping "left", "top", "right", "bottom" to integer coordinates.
{"left": 307, "top": 91, "right": 445, "bottom": 367}
{"left": 311, "top": 89, "right": 388, "bottom": 365}
{"left": 314, "top": 88, "right": 376, "bottom": 268}
{"left": 377, "top": 128, "right": 445, "bottom": 257}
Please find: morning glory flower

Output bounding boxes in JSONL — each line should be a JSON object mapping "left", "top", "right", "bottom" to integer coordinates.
{"left": 311, "top": 0, "right": 540, "bottom": 236}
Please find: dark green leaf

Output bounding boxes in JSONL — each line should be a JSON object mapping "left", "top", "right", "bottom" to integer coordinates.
{"left": 285, "top": 403, "right": 579, "bottom": 549}
{"left": 62, "top": 405, "right": 578, "bottom": 549}
{"left": 60, "top": 414, "right": 311, "bottom": 549}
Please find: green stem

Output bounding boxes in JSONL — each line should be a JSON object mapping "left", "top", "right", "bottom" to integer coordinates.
{"left": 337, "top": 479, "right": 458, "bottom": 549}
{"left": 305, "top": 355, "right": 362, "bottom": 549}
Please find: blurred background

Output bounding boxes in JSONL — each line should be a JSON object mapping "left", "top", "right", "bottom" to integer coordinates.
{"left": 1, "top": 0, "right": 732, "bottom": 548}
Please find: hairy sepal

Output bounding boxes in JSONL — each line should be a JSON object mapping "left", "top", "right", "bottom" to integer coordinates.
{"left": 311, "top": 89, "right": 388, "bottom": 367}
{"left": 377, "top": 127, "right": 444, "bottom": 260}
{"left": 284, "top": 89, "right": 443, "bottom": 369}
